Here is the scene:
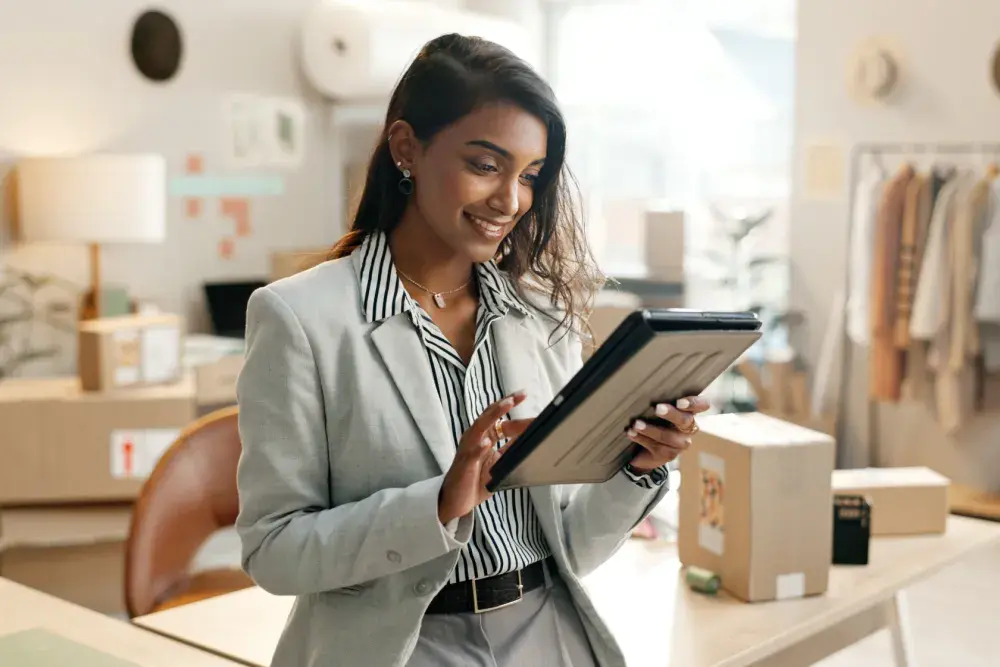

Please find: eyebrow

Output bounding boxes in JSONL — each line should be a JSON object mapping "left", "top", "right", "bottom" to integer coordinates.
{"left": 466, "top": 139, "right": 545, "bottom": 166}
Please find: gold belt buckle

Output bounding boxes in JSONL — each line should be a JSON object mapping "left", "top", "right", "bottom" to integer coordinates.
{"left": 472, "top": 569, "right": 523, "bottom": 614}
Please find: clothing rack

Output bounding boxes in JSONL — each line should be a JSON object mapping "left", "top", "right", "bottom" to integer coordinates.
{"left": 835, "top": 141, "right": 1000, "bottom": 467}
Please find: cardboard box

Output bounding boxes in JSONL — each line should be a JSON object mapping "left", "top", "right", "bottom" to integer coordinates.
{"left": 269, "top": 248, "right": 327, "bottom": 283}
{"left": 760, "top": 410, "right": 837, "bottom": 437}
{"left": 184, "top": 335, "right": 245, "bottom": 410}
{"left": 0, "top": 375, "right": 196, "bottom": 504}
{"left": 679, "top": 412, "right": 836, "bottom": 602}
{"left": 832, "top": 467, "right": 950, "bottom": 536}
{"left": 583, "top": 299, "right": 640, "bottom": 359}
{"left": 644, "top": 209, "right": 685, "bottom": 282}
{"left": 194, "top": 354, "right": 243, "bottom": 408}
{"left": 0, "top": 504, "right": 132, "bottom": 615}
{"left": 79, "top": 313, "right": 184, "bottom": 392}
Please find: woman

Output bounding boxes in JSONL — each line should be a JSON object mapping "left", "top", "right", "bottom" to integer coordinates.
{"left": 235, "top": 33, "right": 707, "bottom": 667}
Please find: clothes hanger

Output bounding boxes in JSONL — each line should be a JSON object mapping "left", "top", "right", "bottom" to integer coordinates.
{"left": 911, "top": 144, "right": 932, "bottom": 175}
{"left": 869, "top": 149, "right": 887, "bottom": 177}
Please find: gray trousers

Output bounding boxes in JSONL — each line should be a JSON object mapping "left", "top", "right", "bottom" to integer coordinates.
{"left": 408, "top": 564, "right": 598, "bottom": 667}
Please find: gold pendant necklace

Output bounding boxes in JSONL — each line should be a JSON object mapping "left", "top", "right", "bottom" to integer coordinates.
{"left": 396, "top": 267, "right": 471, "bottom": 308}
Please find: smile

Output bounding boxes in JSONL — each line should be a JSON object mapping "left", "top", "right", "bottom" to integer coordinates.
{"left": 465, "top": 213, "right": 507, "bottom": 240}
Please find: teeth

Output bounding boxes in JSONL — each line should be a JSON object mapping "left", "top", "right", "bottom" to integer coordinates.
{"left": 468, "top": 214, "right": 502, "bottom": 235}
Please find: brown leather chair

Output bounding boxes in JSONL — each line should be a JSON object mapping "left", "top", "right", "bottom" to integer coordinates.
{"left": 124, "top": 405, "right": 253, "bottom": 618}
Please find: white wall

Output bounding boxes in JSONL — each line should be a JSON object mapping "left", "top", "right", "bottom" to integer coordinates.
{"left": 0, "top": 0, "right": 336, "bottom": 374}
{"left": 792, "top": 0, "right": 1000, "bottom": 488}
{"left": 0, "top": 0, "right": 543, "bottom": 376}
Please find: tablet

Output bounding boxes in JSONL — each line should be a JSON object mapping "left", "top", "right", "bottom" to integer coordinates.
{"left": 486, "top": 309, "right": 762, "bottom": 492}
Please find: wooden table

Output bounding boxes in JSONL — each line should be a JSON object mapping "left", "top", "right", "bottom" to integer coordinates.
{"left": 0, "top": 578, "right": 239, "bottom": 666}
{"left": 134, "top": 515, "right": 1000, "bottom": 667}
{"left": 949, "top": 483, "right": 1000, "bottom": 522}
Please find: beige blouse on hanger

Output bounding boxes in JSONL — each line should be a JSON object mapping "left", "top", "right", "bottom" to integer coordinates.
{"left": 869, "top": 164, "right": 914, "bottom": 401}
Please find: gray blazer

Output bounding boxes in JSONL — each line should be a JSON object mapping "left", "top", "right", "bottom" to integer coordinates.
{"left": 235, "top": 251, "right": 670, "bottom": 667}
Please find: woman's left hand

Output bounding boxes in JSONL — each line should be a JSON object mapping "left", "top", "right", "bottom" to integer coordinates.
{"left": 627, "top": 396, "right": 711, "bottom": 472}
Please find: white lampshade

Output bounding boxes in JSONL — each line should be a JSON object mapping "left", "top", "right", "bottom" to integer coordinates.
{"left": 17, "top": 153, "right": 167, "bottom": 244}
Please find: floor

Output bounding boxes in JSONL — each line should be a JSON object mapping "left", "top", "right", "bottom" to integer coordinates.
{"left": 815, "top": 537, "right": 1000, "bottom": 666}
{"left": 192, "top": 515, "right": 1000, "bottom": 666}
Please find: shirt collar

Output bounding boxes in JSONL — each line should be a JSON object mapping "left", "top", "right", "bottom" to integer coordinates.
{"left": 353, "top": 230, "right": 533, "bottom": 323}
{"left": 475, "top": 260, "right": 532, "bottom": 319}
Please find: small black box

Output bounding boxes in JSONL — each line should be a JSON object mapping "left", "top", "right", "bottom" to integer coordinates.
{"left": 832, "top": 494, "right": 871, "bottom": 566}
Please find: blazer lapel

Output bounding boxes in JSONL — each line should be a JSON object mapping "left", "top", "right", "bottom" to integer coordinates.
{"left": 491, "top": 315, "right": 563, "bottom": 541}
{"left": 491, "top": 314, "right": 544, "bottom": 418}
{"left": 370, "top": 314, "right": 456, "bottom": 474}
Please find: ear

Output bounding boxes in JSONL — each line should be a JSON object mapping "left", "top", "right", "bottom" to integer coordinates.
{"left": 387, "top": 120, "right": 421, "bottom": 175}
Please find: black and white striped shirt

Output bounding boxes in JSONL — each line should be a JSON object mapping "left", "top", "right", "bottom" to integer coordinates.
{"left": 355, "top": 230, "right": 664, "bottom": 583}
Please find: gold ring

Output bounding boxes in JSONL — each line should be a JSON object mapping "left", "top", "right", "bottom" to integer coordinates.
{"left": 678, "top": 421, "right": 700, "bottom": 436}
{"left": 494, "top": 418, "right": 505, "bottom": 440}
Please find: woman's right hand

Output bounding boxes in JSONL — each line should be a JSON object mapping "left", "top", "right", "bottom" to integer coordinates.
{"left": 438, "top": 391, "right": 532, "bottom": 525}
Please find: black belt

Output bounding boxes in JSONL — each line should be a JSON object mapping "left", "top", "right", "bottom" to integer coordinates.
{"left": 426, "top": 557, "right": 552, "bottom": 615}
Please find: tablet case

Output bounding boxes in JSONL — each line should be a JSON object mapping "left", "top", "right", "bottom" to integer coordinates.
{"left": 487, "top": 309, "right": 762, "bottom": 492}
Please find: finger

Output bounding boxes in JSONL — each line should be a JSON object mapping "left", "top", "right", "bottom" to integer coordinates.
{"left": 676, "top": 396, "right": 710, "bottom": 413}
{"left": 470, "top": 391, "right": 528, "bottom": 439}
{"left": 485, "top": 429, "right": 528, "bottom": 476}
{"left": 455, "top": 432, "right": 495, "bottom": 465}
{"left": 481, "top": 416, "right": 532, "bottom": 453}
{"left": 459, "top": 392, "right": 528, "bottom": 457}
{"left": 497, "top": 418, "right": 533, "bottom": 442}
{"left": 486, "top": 439, "right": 516, "bottom": 471}
{"left": 652, "top": 403, "right": 696, "bottom": 430}
{"left": 627, "top": 427, "right": 691, "bottom": 455}
{"left": 483, "top": 417, "right": 534, "bottom": 473}
{"left": 474, "top": 416, "right": 534, "bottom": 465}
{"left": 631, "top": 419, "right": 688, "bottom": 448}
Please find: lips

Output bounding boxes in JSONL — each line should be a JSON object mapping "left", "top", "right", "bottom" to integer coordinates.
{"left": 465, "top": 212, "right": 508, "bottom": 240}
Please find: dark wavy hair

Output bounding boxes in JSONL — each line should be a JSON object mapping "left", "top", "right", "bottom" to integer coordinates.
{"left": 328, "top": 33, "right": 604, "bottom": 339}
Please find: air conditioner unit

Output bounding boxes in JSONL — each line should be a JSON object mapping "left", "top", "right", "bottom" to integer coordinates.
{"left": 300, "top": 0, "right": 538, "bottom": 101}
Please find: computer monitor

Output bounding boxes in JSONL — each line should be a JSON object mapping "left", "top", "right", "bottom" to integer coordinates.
{"left": 203, "top": 280, "right": 266, "bottom": 339}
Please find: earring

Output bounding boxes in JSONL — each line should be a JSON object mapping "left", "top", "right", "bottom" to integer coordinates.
{"left": 396, "top": 160, "right": 414, "bottom": 195}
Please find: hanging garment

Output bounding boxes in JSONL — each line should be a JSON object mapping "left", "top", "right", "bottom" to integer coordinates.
{"left": 916, "top": 166, "right": 951, "bottom": 278}
{"left": 894, "top": 173, "right": 932, "bottom": 349}
{"left": 910, "top": 171, "right": 973, "bottom": 341}
{"left": 981, "top": 325, "right": 1000, "bottom": 372}
{"left": 974, "top": 179, "right": 1000, "bottom": 373}
{"left": 901, "top": 167, "right": 952, "bottom": 401}
{"left": 931, "top": 174, "right": 992, "bottom": 433}
{"left": 974, "top": 179, "right": 1000, "bottom": 323}
{"left": 869, "top": 164, "right": 914, "bottom": 401}
{"left": 846, "top": 166, "right": 885, "bottom": 345}
{"left": 947, "top": 175, "right": 991, "bottom": 371}
{"left": 929, "top": 165, "right": 955, "bottom": 203}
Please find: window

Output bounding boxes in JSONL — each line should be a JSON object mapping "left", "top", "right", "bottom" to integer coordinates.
{"left": 546, "top": 0, "right": 795, "bottom": 302}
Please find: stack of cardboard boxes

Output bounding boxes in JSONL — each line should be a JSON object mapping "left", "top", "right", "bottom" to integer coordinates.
{"left": 0, "top": 313, "right": 198, "bottom": 615}
{"left": 678, "top": 412, "right": 837, "bottom": 602}
{"left": 184, "top": 334, "right": 245, "bottom": 417}
{"left": 678, "top": 412, "right": 951, "bottom": 603}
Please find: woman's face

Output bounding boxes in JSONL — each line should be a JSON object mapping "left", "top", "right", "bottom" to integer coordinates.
{"left": 407, "top": 102, "right": 548, "bottom": 264}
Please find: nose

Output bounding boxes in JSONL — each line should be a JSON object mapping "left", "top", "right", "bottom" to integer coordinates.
{"left": 487, "top": 175, "right": 520, "bottom": 219}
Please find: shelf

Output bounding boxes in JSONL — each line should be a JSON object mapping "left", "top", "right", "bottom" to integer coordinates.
{"left": 604, "top": 275, "right": 684, "bottom": 300}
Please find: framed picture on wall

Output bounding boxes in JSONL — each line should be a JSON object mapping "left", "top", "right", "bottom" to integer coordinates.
{"left": 222, "top": 94, "right": 306, "bottom": 170}
{"left": 223, "top": 94, "right": 265, "bottom": 169}
{"left": 261, "top": 97, "right": 306, "bottom": 169}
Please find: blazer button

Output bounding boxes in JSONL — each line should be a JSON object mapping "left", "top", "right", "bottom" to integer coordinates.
{"left": 414, "top": 580, "right": 430, "bottom": 596}
{"left": 387, "top": 550, "right": 402, "bottom": 564}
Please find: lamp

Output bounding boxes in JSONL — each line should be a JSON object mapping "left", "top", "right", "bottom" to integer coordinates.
{"left": 16, "top": 153, "right": 166, "bottom": 319}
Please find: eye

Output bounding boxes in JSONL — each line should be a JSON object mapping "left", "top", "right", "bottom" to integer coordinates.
{"left": 469, "top": 159, "right": 499, "bottom": 174}
{"left": 520, "top": 172, "right": 539, "bottom": 187}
